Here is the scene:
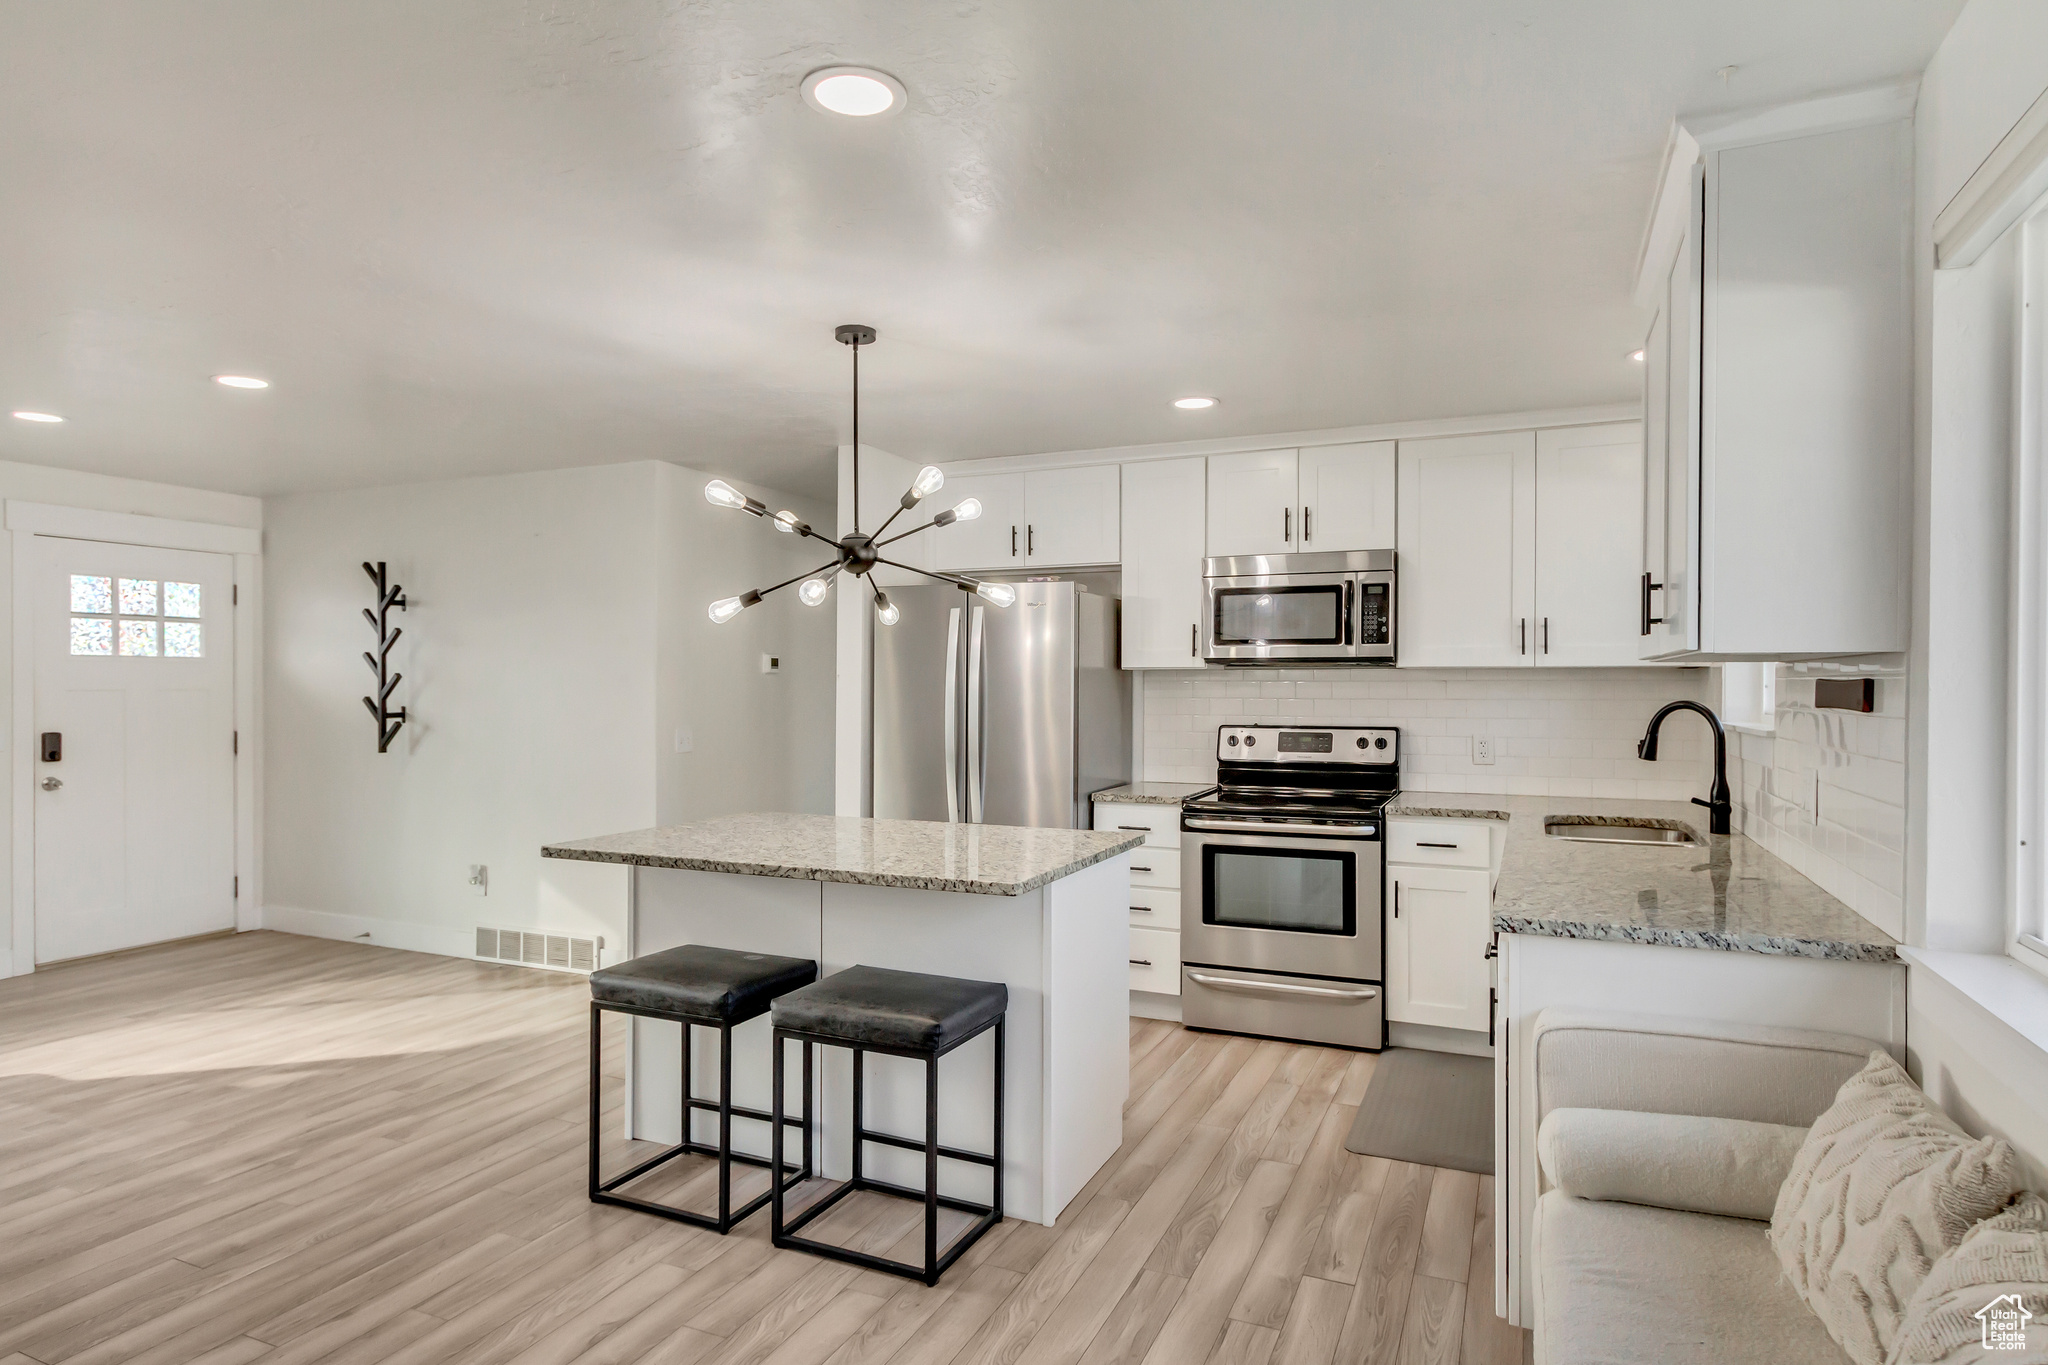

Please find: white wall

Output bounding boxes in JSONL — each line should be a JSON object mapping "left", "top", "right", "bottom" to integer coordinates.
{"left": 0, "top": 462, "right": 262, "bottom": 977}
{"left": 833, "top": 443, "right": 926, "bottom": 817}
{"left": 1729, "top": 661, "right": 1909, "bottom": 939}
{"left": 264, "top": 460, "right": 831, "bottom": 963}
{"left": 1143, "top": 667, "right": 1717, "bottom": 800}
{"left": 1901, "top": 0, "right": 2048, "bottom": 1175}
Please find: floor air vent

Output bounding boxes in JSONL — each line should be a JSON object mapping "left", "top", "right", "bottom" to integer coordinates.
{"left": 475, "top": 926, "right": 601, "bottom": 974}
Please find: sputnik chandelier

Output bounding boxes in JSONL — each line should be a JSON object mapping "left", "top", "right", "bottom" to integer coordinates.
{"left": 705, "top": 324, "right": 1017, "bottom": 625}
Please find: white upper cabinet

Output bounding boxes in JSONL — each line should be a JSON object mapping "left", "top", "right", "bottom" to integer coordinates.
{"left": 1298, "top": 442, "right": 1396, "bottom": 552}
{"left": 932, "top": 472, "right": 1026, "bottom": 572}
{"left": 1535, "top": 424, "right": 1645, "bottom": 667}
{"left": 1206, "top": 450, "right": 1298, "bottom": 557}
{"left": 1120, "top": 457, "right": 1208, "bottom": 669}
{"left": 1023, "top": 465, "right": 1120, "bottom": 567}
{"left": 1397, "top": 431, "right": 1536, "bottom": 667}
{"left": 1638, "top": 100, "right": 1910, "bottom": 660}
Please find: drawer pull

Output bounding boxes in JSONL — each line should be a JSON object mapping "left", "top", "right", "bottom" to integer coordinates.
{"left": 1130, "top": 958, "right": 1153, "bottom": 967}
{"left": 1117, "top": 825, "right": 1150, "bottom": 831}
{"left": 1131, "top": 905, "right": 1153, "bottom": 913}
{"left": 1131, "top": 865, "right": 1153, "bottom": 872}
{"left": 1185, "top": 970, "right": 1378, "bottom": 1001}
{"left": 1415, "top": 841, "right": 1459, "bottom": 849}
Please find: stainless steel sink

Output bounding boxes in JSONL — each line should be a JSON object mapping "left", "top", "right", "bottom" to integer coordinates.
{"left": 1543, "top": 819, "right": 1700, "bottom": 848}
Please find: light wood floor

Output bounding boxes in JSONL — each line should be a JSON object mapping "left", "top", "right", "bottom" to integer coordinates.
{"left": 0, "top": 931, "right": 1529, "bottom": 1365}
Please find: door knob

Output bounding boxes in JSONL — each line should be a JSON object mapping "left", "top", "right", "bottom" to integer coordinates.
{"left": 40, "top": 776, "right": 61, "bottom": 791}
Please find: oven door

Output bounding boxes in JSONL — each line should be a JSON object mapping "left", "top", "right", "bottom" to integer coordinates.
{"left": 1204, "top": 572, "right": 1355, "bottom": 663}
{"left": 1180, "top": 819, "right": 1382, "bottom": 981}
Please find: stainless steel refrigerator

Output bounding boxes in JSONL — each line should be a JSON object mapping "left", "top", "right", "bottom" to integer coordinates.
{"left": 873, "top": 581, "right": 1130, "bottom": 828}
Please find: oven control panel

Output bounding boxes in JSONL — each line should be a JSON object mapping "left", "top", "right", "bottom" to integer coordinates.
{"left": 1216, "top": 725, "right": 1398, "bottom": 764}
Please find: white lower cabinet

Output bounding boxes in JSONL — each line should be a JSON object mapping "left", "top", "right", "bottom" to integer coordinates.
{"left": 1385, "top": 864, "right": 1493, "bottom": 1032}
{"left": 1096, "top": 801, "right": 1183, "bottom": 996}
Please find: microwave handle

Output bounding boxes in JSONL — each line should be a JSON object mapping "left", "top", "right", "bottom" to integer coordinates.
{"left": 1345, "top": 579, "right": 1354, "bottom": 646}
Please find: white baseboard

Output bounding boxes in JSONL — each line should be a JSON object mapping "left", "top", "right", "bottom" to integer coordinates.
{"left": 1130, "top": 989, "right": 1183, "bottom": 1022}
{"left": 261, "top": 904, "right": 477, "bottom": 962}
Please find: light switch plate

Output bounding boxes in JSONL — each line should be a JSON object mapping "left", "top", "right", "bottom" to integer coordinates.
{"left": 674, "top": 727, "right": 694, "bottom": 753}
{"left": 468, "top": 864, "right": 488, "bottom": 896}
{"left": 1473, "top": 737, "right": 1495, "bottom": 765}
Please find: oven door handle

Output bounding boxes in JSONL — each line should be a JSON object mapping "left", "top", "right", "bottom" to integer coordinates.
{"left": 1185, "top": 970, "right": 1379, "bottom": 1001}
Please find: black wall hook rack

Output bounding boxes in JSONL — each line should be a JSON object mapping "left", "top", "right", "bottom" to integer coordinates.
{"left": 361, "top": 561, "right": 408, "bottom": 753}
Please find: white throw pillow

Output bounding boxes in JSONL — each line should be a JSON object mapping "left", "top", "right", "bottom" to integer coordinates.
{"left": 1770, "top": 1051, "right": 2021, "bottom": 1365}
{"left": 1538, "top": 1106, "right": 1809, "bottom": 1221}
{"left": 1887, "top": 1192, "right": 2048, "bottom": 1365}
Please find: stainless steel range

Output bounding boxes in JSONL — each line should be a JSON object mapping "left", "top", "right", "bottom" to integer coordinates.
{"left": 1179, "top": 724, "right": 1396, "bottom": 1050}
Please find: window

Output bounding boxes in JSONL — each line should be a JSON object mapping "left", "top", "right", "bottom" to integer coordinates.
{"left": 1721, "top": 662, "right": 1777, "bottom": 732}
{"left": 69, "top": 575, "right": 202, "bottom": 659}
{"left": 2013, "top": 195, "right": 2048, "bottom": 970}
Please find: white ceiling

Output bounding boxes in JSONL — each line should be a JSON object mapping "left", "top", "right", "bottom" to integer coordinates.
{"left": 0, "top": 1, "right": 1963, "bottom": 501}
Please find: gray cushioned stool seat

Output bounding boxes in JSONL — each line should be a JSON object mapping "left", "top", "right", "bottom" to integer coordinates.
{"left": 773, "top": 965, "right": 1007, "bottom": 1052}
{"left": 590, "top": 944, "right": 817, "bottom": 1022}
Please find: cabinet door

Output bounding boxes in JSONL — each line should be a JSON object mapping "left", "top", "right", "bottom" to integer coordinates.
{"left": 1639, "top": 303, "right": 1670, "bottom": 660}
{"left": 1206, "top": 450, "right": 1298, "bottom": 558}
{"left": 1395, "top": 431, "right": 1536, "bottom": 667}
{"left": 1385, "top": 865, "right": 1492, "bottom": 1032}
{"left": 1120, "top": 458, "right": 1208, "bottom": 669}
{"left": 932, "top": 473, "right": 1026, "bottom": 572}
{"left": 1024, "top": 465, "right": 1120, "bottom": 567}
{"left": 1535, "top": 423, "right": 1644, "bottom": 667}
{"left": 1651, "top": 166, "right": 1704, "bottom": 656}
{"left": 1298, "top": 442, "right": 1396, "bottom": 550}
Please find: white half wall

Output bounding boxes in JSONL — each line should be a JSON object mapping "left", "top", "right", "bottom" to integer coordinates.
{"left": 264, "top": 460, "right": 830, "bottom": 965}
{"left": 0, "top": 462, "right": 261, "bottom": 977}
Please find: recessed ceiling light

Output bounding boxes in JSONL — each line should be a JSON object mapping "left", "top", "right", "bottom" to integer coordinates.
{"left": 1628, "top": 349, "right": 1646, "bottom": 362}
{"left": 12, "top": 411, "right": 62, "bottom": 423}
{"left": 801, "top": 66, "right": 906, "bottom": 118}
{"left": 214, "top": 375, "right": 269, "bottom": 389}
{"left": 1174, "top": 396, "right": 1218, "bottom": 410}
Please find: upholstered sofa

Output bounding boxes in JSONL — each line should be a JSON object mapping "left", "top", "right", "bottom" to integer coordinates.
{"left": 1528, "top": 1009, "right": 1882, "bottom": 1365}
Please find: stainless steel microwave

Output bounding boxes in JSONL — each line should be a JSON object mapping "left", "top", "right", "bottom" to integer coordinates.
{"left": 1202, "top": 550, "right": 1395, "bottom": 664}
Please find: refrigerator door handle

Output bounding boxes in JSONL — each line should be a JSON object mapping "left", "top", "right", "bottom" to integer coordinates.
{"left": 944, "top": 606, "right": 962, "bottom": 823}
{"left": 967, "top": 605, "right": 986, "bottom": 823}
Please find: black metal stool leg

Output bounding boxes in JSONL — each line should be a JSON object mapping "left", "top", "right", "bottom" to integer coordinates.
{"left": 992, "top": 1016, "right": 1005, "bottom": 1219}
{"left": 587, "top": 1002, "right": 603, "bottom": 1200}
{"left": 771, "top": 1026, "right": 786, "bottom": 1236}
{"left": 924, "top": 1052, "right": 940, "bottom": 1283}
{"left": 851, "top": 1047, "right": 865, "bottom": 1187}
{"left": 717, "top": 1022, "right": 734, "bottom": 1228}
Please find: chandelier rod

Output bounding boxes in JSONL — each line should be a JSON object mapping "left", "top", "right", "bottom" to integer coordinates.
{"left": 851, "top": 337, "right": 860, "bottom": 536}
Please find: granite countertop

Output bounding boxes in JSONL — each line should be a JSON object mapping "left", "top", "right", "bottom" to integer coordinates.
{"left": 1091, "top": 782, "right": 1216, "bottom": 806}
{"left": 542, "top": 813, "right": 1146, "bottom": 897}
{"left": 1394, "top": 794, "right": 1898, "bottom": 962}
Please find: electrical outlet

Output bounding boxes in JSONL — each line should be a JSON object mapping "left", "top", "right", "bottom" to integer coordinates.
{"left": 1472, "top": 737, "right": 1495, "bottom": 765}
{"left": 468, "top": 864, "right": 488, "bottom": 896}
{"left": 760, "top": 653, "right": 781, "bottom": 674}
{"left": 674, "top": 727, "right": 694, "bottom": 753}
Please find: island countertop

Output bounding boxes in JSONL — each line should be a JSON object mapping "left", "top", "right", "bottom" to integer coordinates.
{"left": 1391, "top": 793, "right": 1898, "bottom": 962}
{"left": 542, "top": 812, "right": 1146, "bottom": 897}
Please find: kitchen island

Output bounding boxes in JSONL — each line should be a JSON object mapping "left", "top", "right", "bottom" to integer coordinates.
{"left": 542, "top": 813, "right": 1144, "bottom": 1226}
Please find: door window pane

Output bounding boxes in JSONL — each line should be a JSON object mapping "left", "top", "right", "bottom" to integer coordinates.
{"left": 70, "top": 617, "right": 113, "bottom": 655}
{"left": 119, "top": 579, "right": 158, "bottom": 616}
{"left": 70, "top": 575, "right": 112, "bottom": 614}
{"left": 1204, "top": 847, "right": 1354, "bottom": 934}
{"left": 119, "top": 621, "right": 158, "bottom": 656}
{"left": 163, "top": 582, "right": 202, "bottom": 617}
{"left": 164, "top": 622, "right": 203, "bottom": 657}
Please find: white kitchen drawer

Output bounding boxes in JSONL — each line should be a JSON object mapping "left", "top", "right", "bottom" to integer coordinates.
{"left": 1128, "top": 926, "right": 1182, "bottom": 995}
{"left": 1126, "top": 849, "right": 1180, "bottom": 889}
{"left": 1095, "top": 803, "right": 1180, "bottom": 849}
{"left": 1128, "top": 885, "right": 1181, "bottom": 930}
{"left": 1387, "top": 818, "right": 1493, "bottom": 870}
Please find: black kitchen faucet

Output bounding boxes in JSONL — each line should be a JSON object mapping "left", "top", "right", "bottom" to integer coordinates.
{"left": 1637, "top": 700, "right": 1732, "bottom": 835}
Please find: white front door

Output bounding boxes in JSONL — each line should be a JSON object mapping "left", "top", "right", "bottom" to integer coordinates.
{"left": 34, "top": 536, "right": 236, "bottom": 963}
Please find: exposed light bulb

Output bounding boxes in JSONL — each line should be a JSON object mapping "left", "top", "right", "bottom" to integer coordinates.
{"left": 976, "top": 582, "right": 1018, "bottom": 608}
{"left": 912, "top": 465, "right": 945, "bottom": 498}
{"left": 798, "top": 578, "right": 831, "bottom": 606}
{"left": 875, "top": 594, "right": 900, "bottom": 626}
{"left": 708, "top": 596, "right": 746, "bottom": 624}
{"left": 705, "top": 480, "right": 748, "bottom": 510}
{"left": 953, "top": 497, "right": 983, "bottom": 521}
{"left": 772, "top": 510, "right": 798, "bottom": 532}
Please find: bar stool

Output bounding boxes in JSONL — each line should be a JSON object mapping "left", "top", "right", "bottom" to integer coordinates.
{"left": 588, "top": 943, "right": 817, "bottom": 1233}
{"left": 770, "top": 965, "right": 1006, "bottom": 1285}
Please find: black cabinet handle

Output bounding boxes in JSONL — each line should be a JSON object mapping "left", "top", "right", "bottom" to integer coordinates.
{"left": 1416, "top": 841, "right": 1458, "bottom": 849}
{"left": 1640, "top": 571, "right": 1664, "bottom": 635}
{"left": 1543, "top": 618, "right": 1550, "bottom": 655}
{"left": 1303, "top": 506, "right": 1312, "bottom": 542}
{"left": 1131, "top": 865, "right": 1153, "bottom": 873}
{"left": 1117, "top": 825, "right": 1149, "bottom": 831}
{"left": 1520, "top": 619, "right": 1527, "bottom": 655}
{"left": 1393, "top": 882, "right": 1400, "bottom": 918}
{"left": 1130, "top": 905, "right": 1153, "bottom": 913}
{"left": 1283, "top": 507, "right": 1291, "bottom": 542}
{"left": 1027, "top": 524, "right": 1035, "bottom": 556}
{"left": 1130, "top": 958, "right": 1152, "bottom": 967}
{"left": 1192, "top": 622, "right": 1198, "bottom": 657}
{"left": 1011, "top": 525, "right": 1018, "bottom": 556}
